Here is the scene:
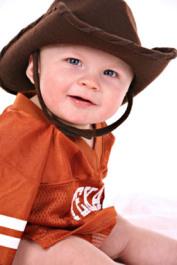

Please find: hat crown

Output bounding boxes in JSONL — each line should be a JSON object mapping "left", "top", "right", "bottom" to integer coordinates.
{"left": 48, "top": 0, "right": 141, "bottom": 45}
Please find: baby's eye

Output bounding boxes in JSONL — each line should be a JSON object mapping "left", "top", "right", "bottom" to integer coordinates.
{"left": 67, "top": 57, "right": 81, "bottom": 66}
{"left": 104, "top": 69, "right": 118, "bottom": 78}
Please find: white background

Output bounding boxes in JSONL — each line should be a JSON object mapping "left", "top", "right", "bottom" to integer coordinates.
{"left": 0, "top": 1, "right": 177, "bottom": 205}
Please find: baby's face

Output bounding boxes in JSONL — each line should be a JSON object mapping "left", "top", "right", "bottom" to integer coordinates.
{"left": 27, "top": 44, "right": 133, "bottom": 129}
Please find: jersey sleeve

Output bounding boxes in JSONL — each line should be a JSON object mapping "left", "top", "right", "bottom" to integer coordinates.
{"left": 0, "top": 160, "right": 41, "bottom": 265}
{"left": 0, "top": 109, "right": 50, "bottom": 265}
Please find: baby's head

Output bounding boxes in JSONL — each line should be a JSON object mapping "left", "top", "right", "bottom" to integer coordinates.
{"left": 0, "top": 0, "right": 176, "bottom": 138}
{"left": 26, "top": 44, "right": 133, "bottom": 129}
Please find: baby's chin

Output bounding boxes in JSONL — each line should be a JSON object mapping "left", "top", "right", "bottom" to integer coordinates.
{"left": 58, "top": 117, "right": 93, "bottom": 130}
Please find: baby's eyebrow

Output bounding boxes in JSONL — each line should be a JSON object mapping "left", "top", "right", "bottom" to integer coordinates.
{"left": 62, "top": 49, "right": 82, "bottom": 56}
{"left": 105, "top": 63, "right": 120, "bottom": 70}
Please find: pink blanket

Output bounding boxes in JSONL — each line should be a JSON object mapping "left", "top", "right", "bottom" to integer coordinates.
{"left": 114, "top": 193, "right": 177, "bottom": 240}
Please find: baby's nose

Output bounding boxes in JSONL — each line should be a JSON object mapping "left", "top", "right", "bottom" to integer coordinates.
{"left": 78, "top": 76, "right": 100, "bottom": 91}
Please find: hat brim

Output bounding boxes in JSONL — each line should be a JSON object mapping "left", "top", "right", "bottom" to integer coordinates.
{"left": 0, "top": 2, "right": 176, "bottom": 97}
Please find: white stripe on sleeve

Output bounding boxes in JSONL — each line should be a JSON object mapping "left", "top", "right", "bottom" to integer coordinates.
{"left": 0, "top": 234, "right": 21, "bottom": 249}
{"left": 0, "top": 214, "right": 27, "bottom": 232}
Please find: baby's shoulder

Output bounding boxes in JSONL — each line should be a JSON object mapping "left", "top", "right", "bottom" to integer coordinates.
{"left": 0, "top": 107, "right": 52, "bottom": 173}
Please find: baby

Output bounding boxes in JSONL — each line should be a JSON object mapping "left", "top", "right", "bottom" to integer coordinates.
{"left": 0, "top": 0, "right": 177, "bottom": 265}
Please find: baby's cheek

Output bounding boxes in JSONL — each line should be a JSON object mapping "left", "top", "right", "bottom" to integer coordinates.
{"left": 109, "top": 92, "right": 123, "bottom": 110}
{"left": 40, "top": 77, "right": 59, "bottom": 108}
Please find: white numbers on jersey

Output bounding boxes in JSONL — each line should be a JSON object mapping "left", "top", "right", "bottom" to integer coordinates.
{"left": 71, "top": 186, "right": 104, "bottom": 221}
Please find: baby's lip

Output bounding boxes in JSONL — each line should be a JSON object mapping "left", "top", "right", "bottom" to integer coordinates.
{"left": 68, "top": 95, "right": 97, "bottom": 105}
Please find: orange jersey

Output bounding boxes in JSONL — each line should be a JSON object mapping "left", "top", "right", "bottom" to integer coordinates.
{"left": 0, "top": 93, "right": 117, "bottom": 265}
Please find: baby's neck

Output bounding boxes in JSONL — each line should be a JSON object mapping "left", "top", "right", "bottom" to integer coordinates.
{"left": 81, "top": 136, "right": 94, "bottom": 149}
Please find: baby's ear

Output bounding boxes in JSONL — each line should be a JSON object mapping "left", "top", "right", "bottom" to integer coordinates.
{"left": 26, "top": 55, "right": 35, "bottom": 84}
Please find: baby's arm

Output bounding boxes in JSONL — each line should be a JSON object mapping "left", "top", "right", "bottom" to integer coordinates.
{"left": 100, "top": 215, "right": 177, "bottom": 265}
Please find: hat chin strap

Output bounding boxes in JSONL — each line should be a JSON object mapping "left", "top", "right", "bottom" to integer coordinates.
{"left": 32, "top": 51, "right": 134, "bottom": 139}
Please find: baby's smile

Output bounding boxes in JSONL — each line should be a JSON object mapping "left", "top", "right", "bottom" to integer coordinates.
{"left": 68, "top": 95, "right": 96, "bottom": 107}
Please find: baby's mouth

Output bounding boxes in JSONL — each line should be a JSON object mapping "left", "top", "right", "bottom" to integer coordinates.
{"left": 69, "top": 95, "right": 95, "bottom": 104}
{"left": 70, "top": 96, "right": 93, "bottom": 104}
{"left": 68, "top": 95, "right": 96, "bottom": 107}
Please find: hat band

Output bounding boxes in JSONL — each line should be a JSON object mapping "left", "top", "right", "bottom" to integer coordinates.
{"left": 32, "top": 51, "right": 134, "bottom": 139}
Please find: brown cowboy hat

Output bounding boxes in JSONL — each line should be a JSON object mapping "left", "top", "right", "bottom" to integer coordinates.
{"left": 0, "top": 0, "right": 176, "bottom": 138}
